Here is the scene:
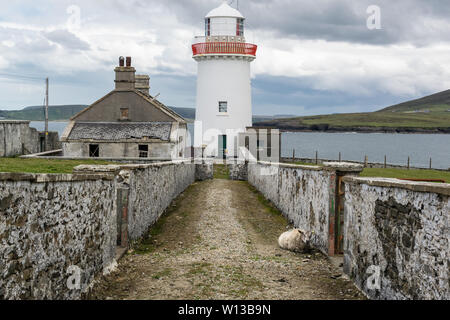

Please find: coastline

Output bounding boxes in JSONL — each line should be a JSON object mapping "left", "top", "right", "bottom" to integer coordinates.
{"left": 252, "top": 125, "right": 450, "bottom": 134}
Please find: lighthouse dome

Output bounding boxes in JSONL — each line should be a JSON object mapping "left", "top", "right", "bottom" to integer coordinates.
{"left": 206, "top": 2, "right": 244, "bottom": 19}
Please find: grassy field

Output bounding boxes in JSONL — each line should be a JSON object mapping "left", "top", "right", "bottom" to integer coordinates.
{"left": 299, "top": 111, "right": 450, "bottom": 128}
{"left": 0, "top": 158, "right": 116, "bottom": 174}
{"left": 286, "top": 160, "right": 449, "bottom": 182}
{"left": 255, "top": 90, "right": 450, "bottom": 129}
{"left": 213, "top": 164, "right": 230, "bottom": 180}
{"left": 361, "top": 168, "right": 450, "bottom": 183}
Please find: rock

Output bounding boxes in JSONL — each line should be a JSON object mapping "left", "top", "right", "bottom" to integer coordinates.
{"left": 5, "top": 261, "right": 18, "bottom": 277}
{"left": 23, "top": 269, "right": 33, "bottom": 281}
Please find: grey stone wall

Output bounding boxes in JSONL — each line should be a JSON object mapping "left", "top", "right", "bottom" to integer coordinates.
{"left": 228, "top": 161, "right": 248, "bottom": 181}
{"left": 195, "top": 161, "right": 213, "bottom": 181}
{"left": 0, "top": 173, "right": 117, "bottom": 300}
{"left": 248, "top": 162, "right": 335, "bottom": 254}
{"left": 343, "top": 177, "right": 450, "bottom": 300}
{"left": 0, "top": 121, "right": 39, "bottom": 157}
{"left": 0, "top": 121, "right": 60, "bottom": 157}
{"left": 0, "top": 160, "right": 198, "bottom": 300}
{"left": 125, "top": 161, "right": 196, "bottom": 240}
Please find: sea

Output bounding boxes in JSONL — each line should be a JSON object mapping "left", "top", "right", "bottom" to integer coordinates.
{"left": 30, "top": 121, "right": 450, "bottom": 170}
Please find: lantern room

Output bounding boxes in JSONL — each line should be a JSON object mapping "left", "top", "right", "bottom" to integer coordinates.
{"left": 204, "top": 2, "right": 245, "bottom": 37}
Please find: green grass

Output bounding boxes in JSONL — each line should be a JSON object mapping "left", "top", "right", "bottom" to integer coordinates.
{"left": 0, "top": 158, "right": 116, "bottom": 174}
{"left": 213, "top": 164, "right": 230, "bottom": 179}
{"left": 258, "top": 106, "right": 450, "bottom": 129}
{"left": 247, "top": 183, "right": 284, "bottom": 218}
{"left": 297, "top": 111, "right": 450, "bottom": 128}
{"left": 361, "top": 168, "right": 450, "bottom": 183}
{"left": 152, "top": 268, "right": 172, "bottom": 280}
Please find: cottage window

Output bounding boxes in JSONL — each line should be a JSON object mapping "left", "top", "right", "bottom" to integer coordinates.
{"left": 120, "top": 108, "right": 129, "bottom": 121}
{"left": 219, "top": 101, "right": 228, "bottom": 113}
{"left": 89, "top": 144, "right": 99, "bottom": 158}
{"left": 139, "top": 145, "right": 149, "bottom": 158}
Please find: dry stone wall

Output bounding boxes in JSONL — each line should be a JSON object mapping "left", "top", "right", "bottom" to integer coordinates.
{"left": 228, "top": 161, "right": 248, "bottom": 181}
{"left": 248, "top": 162, "right": 336, "bottom": 254}
{"left": 343, "top": 177, "right": 450, "bottom": 300}
{"left": 126, "top": 162, "right": 196, "bottom": 240}
{"left": 0, "top": 160, "right": 198, "bottom": 300}
{"left": 0, "top": 121, "right": 40, "bottom": 157}
{"left": 0, "top": 173, "right": 117, "bottom": 300}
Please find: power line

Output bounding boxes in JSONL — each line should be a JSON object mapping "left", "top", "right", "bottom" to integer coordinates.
{"left": 0, "top": 72, "right": 46, "bottom": 81}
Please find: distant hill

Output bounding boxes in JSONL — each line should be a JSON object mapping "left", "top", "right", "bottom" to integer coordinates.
{"left": 0, "top": 105, "right": 197, "bottom": 121}
{"left": 253, "top": 89, "right": 450, "bottom": 133}
{"left": 0, "top": 104, "right": 286, "bottom": 123}
{"left": 0, "top": 105, "right": 87, "bottom": 121}
{"left": 379, "top": 89, "right": 450, "bottom": 113}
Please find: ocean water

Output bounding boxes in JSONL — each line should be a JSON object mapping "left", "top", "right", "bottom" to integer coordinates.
{"left": 30, "top": 121, "right": 69, "bottom": 136}
{"left": 282, "top": 132, "right": 450, "bottom": 169}
{"left": 30, "top": 122, "right": 450, "bottom": 169}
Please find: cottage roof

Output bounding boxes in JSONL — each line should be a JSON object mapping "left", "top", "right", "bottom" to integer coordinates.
{"left": 67, "top": 122, "right": 173, "bottom": 141}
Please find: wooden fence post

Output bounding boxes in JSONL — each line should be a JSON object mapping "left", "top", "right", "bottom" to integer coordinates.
{"left": 407, "top": 156, "right": 410, "bottom": 170}
{"left": 384, "top": 155, "right": 387, "bottom": 169}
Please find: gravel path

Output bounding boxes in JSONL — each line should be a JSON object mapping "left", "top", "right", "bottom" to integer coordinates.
{"left": 90, "top": 178, "right": 365, "bottom": 300}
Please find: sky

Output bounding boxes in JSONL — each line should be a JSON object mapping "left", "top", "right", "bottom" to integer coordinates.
{"left": 1, "top": 0, "right": 450, "bottom": 116}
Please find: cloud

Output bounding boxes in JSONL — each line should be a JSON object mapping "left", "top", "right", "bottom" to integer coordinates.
{"left": 0, "top": 0, "right": 450, "bottom": 115}
{"left": 44, "top": 29, "right": 90, "bottom": 51}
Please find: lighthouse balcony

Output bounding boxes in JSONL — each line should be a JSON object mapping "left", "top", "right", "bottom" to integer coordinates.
{"left": 192, "top": 41, "right": 257, "bottom": 57}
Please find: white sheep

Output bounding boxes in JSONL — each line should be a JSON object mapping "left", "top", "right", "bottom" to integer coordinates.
{"left": 278, "top": 229, "right": 312, "bottom": 253}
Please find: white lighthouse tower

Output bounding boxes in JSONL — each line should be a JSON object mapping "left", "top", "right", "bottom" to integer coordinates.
{"left": 192, "top": 1, "right": 257, "bottom": 159}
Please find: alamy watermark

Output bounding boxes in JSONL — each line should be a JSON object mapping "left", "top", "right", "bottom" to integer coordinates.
{"left": 366, "top": 265, "right": 381, "bottom": 290}
{"left": 66, "top": 5, "right": 81, "bottom": 32}
{"left": 367, "top": 5, "right": 381, "bottom": 30}
{"left": 66, "top": 265, "right": 82, "bottom": 290}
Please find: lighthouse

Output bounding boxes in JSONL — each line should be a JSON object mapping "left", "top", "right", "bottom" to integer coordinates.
{"left": 192, "top": 1, "right": 257, "bottom": 159}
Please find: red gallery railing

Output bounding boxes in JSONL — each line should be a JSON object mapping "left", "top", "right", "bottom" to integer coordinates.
{"left": 192, "top": 42, "right": 257, "bottom": 56}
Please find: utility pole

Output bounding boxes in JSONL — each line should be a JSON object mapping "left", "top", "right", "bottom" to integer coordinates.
{"left": 45, "top": 77, "right": 49, "bottom": 151}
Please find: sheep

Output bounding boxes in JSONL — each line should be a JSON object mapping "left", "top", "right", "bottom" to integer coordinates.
{"left": 278, "top": 229, "right": 312, "bottom": 253}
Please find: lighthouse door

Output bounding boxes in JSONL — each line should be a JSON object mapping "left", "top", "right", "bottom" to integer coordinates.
{"left": 218, "top": 135, "right": 227, "bottom": 159}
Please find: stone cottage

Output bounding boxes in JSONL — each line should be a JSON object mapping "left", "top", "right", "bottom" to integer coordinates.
{"left": 61, "top": 57, "right": 187, "bottom": 159}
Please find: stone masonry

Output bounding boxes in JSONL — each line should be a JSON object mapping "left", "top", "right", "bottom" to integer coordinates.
{"left": 0, "top": 160, "right": 204, "bottom": 300}
{"left": 343, "top": 177, "right": 449, "bottom": 300}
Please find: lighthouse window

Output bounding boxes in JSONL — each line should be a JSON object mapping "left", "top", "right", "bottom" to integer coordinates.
{"left": 237, "top": 18, "right": 244, "bottom": 36}
{"left": 219, "top": 101, "right": 228, "bottom": 113}
{"left": 205, "top": 18, "right": 211, "bottom": 36}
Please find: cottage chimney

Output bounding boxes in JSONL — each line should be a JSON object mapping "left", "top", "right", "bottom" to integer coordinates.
{"left": 135, "top": 75, "right": 150, "bottom": 95}
{"left": 114, "top": 56, "right": 135, "bottom": 90}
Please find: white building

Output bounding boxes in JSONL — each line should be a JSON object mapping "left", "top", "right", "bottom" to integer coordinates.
{"left": 192, "top": 1, "right": 257, "bottom": 159}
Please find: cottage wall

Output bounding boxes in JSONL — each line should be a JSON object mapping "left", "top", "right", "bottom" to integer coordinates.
{"left": 62, "top": 141, "right": 177, "bottom": 159}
